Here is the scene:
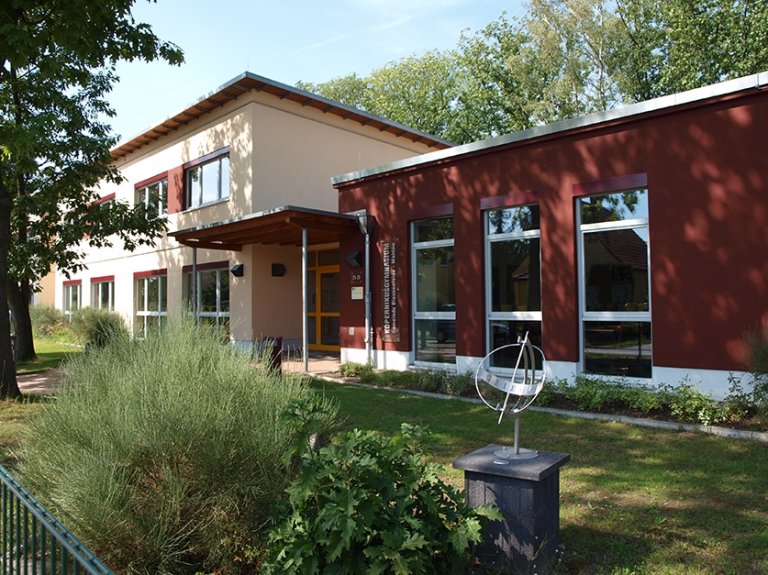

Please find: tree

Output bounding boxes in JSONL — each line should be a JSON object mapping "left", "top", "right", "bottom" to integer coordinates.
{"left": 302, "top": 1, "right": 768, "bottom": 143}
{"left": 0, "top": 1, "right": 183, "bottom": 399}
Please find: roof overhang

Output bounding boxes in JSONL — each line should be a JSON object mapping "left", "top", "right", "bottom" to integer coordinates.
{"left": 169, "top": 205, "right": 362, "bottom": 251}
{"left": 110, "top": 72, "right": 453, "bottom": 161}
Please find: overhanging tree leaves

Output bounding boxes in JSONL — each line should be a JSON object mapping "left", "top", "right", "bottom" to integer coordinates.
{"left": 0, "top": 0, "right": 183, "bottom": 399}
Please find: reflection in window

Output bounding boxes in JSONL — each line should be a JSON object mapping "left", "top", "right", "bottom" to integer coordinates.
{"left": 486, "top": 205, "right": 542, "bottom": 368}
{"left": 579, "top": 188, "right": 651, "bottom": 378}
{"left": 135, "top": 179, "right": 167, "bottom": 216}
{"left": 63, "top": 282, "right": 81, "bottom": 319}
{"left": 413, "top": 217, "right": 455, "bottom": 364}
{"left": 91, "top": 280, "right": 114, "bottom": 311}
{"left": 135, "top": 274, "right": 167, "bottom": 338}
{"left": 584, "top": 321, "right": 651, "bottom": 378}
{"left": 185, "top": 153, "right": 230, "bottom": 209}
{"left": 184, "top": 268, "right": 230, "bottom": 334}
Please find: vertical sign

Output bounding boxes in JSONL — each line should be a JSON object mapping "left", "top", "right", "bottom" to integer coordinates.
{"left": 382, "top": 241, "right": 399, "bottom": 342}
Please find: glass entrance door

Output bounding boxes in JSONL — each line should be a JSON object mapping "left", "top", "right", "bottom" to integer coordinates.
{"left": 307, "top": 250, "right": 340, "bottom": 351}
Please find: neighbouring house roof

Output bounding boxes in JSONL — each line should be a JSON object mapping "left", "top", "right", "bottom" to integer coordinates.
{"left": 169, "top": 205, "right": 362, "bottom": 251}
{"left": 332, "top": 71, "right": 768, "bottom": 186}
{"left": 110, "top": 72, "right": 453, "bottom": 161}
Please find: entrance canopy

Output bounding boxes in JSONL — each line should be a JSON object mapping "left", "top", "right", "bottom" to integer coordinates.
{"left": 169, "top": 205, "right": 362, "bottom": 250}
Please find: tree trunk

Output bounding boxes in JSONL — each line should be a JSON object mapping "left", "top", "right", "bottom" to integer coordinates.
{"left": 9, "top": 280, "right": 36, "bottom": 362}
{"left": 0, "top": 181, "right": 20, "bottom": 399}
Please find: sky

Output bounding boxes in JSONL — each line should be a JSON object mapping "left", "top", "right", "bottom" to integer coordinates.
{"left": 108, "top": 0, "right": 526, "bottom": 142}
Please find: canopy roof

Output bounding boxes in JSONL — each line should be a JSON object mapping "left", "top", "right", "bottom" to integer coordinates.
{"left": 169, "top": 205, "right": 362, "bottom": 251}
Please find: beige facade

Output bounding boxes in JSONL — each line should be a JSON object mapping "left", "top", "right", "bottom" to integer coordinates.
{"left": 53, "top": 72, "right": 447, "bottom": 349}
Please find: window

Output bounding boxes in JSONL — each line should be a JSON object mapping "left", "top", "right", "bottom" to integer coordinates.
{"left": 486, "top": 204, "right": 542, "bottom": 368}
{"left": 135, "top": 272, "right": 167, "bottom": 338}
{"left": 578, "top": 189, "right": 651, "bottom": 378}
{"left": 91, "top": 277, "right": 114, "bottom": 311}
{"left": 135, "top": 179, "right": 167, "bottom": 216}
{"left": 185, "top": 151, "right": 230, "bottom": 209}
{"left": 184, "top": 267, "right": 230, "bottom": 334}
{"left": 412, "top": 218, "right": 455, "bottom": 364}
{"left": 63, "top": 281, "right": 81, "bottom": 319}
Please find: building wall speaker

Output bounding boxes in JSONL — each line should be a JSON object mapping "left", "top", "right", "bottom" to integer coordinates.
{"left": 271, "top": 263, "right": 286, "bottom": 277}
{"left": 230, "top": 263, "right": 245, "bottom": 277}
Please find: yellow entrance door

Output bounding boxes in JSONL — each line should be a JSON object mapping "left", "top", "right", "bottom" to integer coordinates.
{"left": 308, "top": 252, "right": 340, "bottom": 352}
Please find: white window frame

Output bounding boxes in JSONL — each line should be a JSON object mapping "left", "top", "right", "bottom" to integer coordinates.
{"left": 184, "top": 152, "right": 230, "bottom": 209}
{"left": 135, "top": 178, "right": 168, "bottom": 216}
{"left": 576, "top": 189, "right": 652, "bottom": 379}
{"left": 484, "top": 205, "right": 542, "bottom": 369}
{"left": 411, "top": 218, "right": 455, "bottom": 367}
{"left": 91, "top": 279, "right": 115, "bottom": 311}
{"left": 62, "top": 282, "right": 81, "bottom": 319}
{"left": 184, "top": 268, "right": 230, "bottom": 332}
{"left": 134, "top": 274, "right": 167, "bottom": 338}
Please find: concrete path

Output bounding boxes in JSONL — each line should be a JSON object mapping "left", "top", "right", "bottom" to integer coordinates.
{"left": 17, "top": 370, "right": 60, "bottom": 395}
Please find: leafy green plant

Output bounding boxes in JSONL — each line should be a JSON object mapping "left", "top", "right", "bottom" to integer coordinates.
{"left": 19, "top": 318, "right": 338, "bottom": 575}
{"left": 339, "top": 361, "right": 373, "bottom": 379}
{"left": 660, "top": 382, "right": 726, "bottom": 425}
{"left": 70, "top": 307, "right": 127, "bottom": 349}
{"left": 264, "top": 423, "right": 500, "bottom": 575}
{"left": 443, "top": 372, "right": 473, "bottom": 397}
{"left": 621, "top": 384, "right": 664, "bottom": 414}
{"left": 29, "top": 305, "right": 73, "bottom": 341}
{"left": 566, "top": 376, "right": 624, "bottom": 411}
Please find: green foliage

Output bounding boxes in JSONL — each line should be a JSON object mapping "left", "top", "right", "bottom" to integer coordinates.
{"left": 19, "top": 319, "right": 338, "bottom": 575}
{"left": 566, "top": 376, "right": 625, "bottom": 411}
{"left": 264, "top": 423, "right": 500, "bottom": 575}
{"left": 443, "top": 372, "right": 473, "bottom": 397}
{"left": 70, "top": 307, "right": 127, "bottom": 348}
{"left": 659, "top": 381, "right": 726, "bottom": 426}
{"left": 29, "top": 305, "right": 73, "bottom": 341}
{"left": 301, "top": 2, "right": 768, "bottom": 144}
{"left": 339, "top": 361, "right": 374, "bottom": 379}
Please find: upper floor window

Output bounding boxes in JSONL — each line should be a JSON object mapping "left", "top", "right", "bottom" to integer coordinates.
{"left": 185, "top": 150, "right": 230, "bottom": 209}
{"left": 135, "top": 179, "right": 167, "bottom": 216}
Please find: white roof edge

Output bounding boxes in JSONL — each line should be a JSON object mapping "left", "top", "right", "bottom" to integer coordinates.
{"left": 332, "top": 71, "right": 768, "bottom": 186}
{"left": 112, "top": 71, "right": 453, "bottom": 152}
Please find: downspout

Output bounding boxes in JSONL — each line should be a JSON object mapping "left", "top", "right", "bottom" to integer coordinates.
{"left": 192, "top": 246, "right": 198, "bottom": 325}
{"left": 302, "top": 227, "right": 309, "bottom": 372}
{"left": 351, "top": 210, "right": 372, "bottom": 366}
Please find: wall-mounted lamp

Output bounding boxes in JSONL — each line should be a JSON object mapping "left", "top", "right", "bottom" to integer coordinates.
{"left": 230, "top": 263, "right": 245, "bottom": 277}
{"left": 345, "top": 251, "right": 363, "bottom": 268}
{"left": 271, "top": 263, "right": 286, "bottom": 277}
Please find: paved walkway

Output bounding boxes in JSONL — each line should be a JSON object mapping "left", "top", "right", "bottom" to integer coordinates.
{"left": 17, "top": 370, "right": 61, "bottom": 395}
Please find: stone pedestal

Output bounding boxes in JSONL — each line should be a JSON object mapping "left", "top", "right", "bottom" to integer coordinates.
{"left": 453, "top": 444, "right": 570, "bottom": 574}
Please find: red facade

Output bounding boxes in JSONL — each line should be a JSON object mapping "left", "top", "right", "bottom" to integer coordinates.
{"left": 336, "top": 86, "right": 768, "bottom": 374}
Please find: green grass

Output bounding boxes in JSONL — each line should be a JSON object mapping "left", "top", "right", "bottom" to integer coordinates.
{"left": 310, "top": 380, "right": 768, "bottom": 575}
{"left": 0, "top": 398, "right": 44, "bottom": 468}
{"left": 16, "top": 339, "right": 81, "bottom": 375}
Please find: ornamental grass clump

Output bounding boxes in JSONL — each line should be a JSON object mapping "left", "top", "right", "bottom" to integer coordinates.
{"left": 18, "top": 318, "right": 338, "bottom": 575}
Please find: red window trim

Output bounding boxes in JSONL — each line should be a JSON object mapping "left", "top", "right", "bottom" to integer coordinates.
{"left": 480, "top": 191, "right": 539, "bottom": 210}
{"left": 182, "top": 146, "right": 230, "bottom": 170}
{"left": 572, "top": 173, "right": 648, "bottom": 197}
{"left": 133, "top": 268, "right": 167, "bottom": 279}
{"left": 91, "top": 275, "right": 115, "bottom": 283}
{"left": 93, "top": 193, "right": 115, "bottom": 205}
{"left": 182, "top": 260, "right": 229, "bottom": 273}
{"left": 134, "top": 172, "right": 169, "bottom": 190}
{"left": 63, "top": 279, "right": 82, "bottom": 287}
{"left": 408, "top": 202, "right": 453, "bottom": 222}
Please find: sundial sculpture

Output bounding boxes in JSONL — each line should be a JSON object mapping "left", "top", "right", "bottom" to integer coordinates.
{"left": 474, "top": 331, "right": 547, "bottom": 464}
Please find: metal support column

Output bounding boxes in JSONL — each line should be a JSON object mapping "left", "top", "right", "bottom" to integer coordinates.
{"left": 302, "top": 228, "right": 309, "bottom": 372}
{"left": 192, "top": 247, "right": 198, "bottom": 325}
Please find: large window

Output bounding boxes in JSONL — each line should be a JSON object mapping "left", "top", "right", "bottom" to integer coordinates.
{"left": 91, "top": 277, "right": 114, "bottom": 311}
{"left": 486, "top": 204, "right": 542, "bottom": 368}
{"left": 135, "top": 178, "right": 167, "bottom": 216}
{"left": 135, "top": 272, "right": 167, "bottom": 338}
{"left": 184, "top": 267, "right": 230, "bottom": 334}
{"left": 63, "top": 281, "right": 81, "bottom": 319}
{"left": 578, "top": 189, "right": 651, "bottom": 378}
{"left": 185, "top": 151, "right": 230, "bottom": 209}
{"left": 412, "top": 218, "right": 455, "bottom": 364}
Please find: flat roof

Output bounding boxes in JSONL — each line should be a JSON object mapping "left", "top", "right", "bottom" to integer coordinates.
{"left": 332, "top": 71, "right": 768, "bottom": 186}
{"left": 169, "top": 205, "right": 362, "bottom": 251}
{"left": 110, "top": 72, "right": 453, "bottom": 161}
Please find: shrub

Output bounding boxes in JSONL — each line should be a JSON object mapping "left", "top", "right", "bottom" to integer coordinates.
{"left": 339, "top": 361, "right": 373, "bottom": 379}
{"left": 660, "top": 382, "right": 726, "bottom": 425}
{"left": 30, "top": 305, "right": 73, "bottom": 340}
{"left": 566, "top": 376, "right": 624, "bottom": 411}
{"left": 19, "top": 318, "right": 338, "bottom": 575}
{"left": 70, "top": 307, "right": 127, "bottom": 348}
{"left": 443, "top": 372, "right": 473, "bottom": 397}
{"left": 264, "top": 424, "right": 500, "bottom": 575}
{"left": 621, "top": 384, "right": 664, "bottom": 414}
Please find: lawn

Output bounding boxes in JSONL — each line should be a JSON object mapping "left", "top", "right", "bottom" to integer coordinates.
{"left": 16, "top": 339, "right": 81, "bottom": 375}
{"left": 311, "top": 380, "right": 768, "bottom": 575}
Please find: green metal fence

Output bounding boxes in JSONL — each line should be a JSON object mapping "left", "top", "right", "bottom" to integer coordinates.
{"left": 0, "top": 465, "right": 114, "bottom": 575}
